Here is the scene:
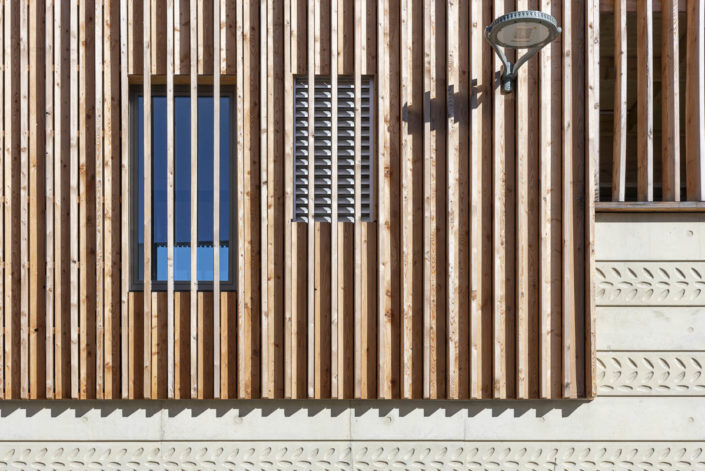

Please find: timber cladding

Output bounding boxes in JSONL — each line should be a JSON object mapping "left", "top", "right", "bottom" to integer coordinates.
{"left": 0, "top": 0, "right": 597, "bottom": 400}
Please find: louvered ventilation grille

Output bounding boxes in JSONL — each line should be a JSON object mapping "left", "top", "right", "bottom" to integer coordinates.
{"left": 293, "top": 76, "right": 374, "bottom": 223}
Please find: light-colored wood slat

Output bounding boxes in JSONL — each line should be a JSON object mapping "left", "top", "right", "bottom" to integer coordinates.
{"left": 330, "top": 0, "right": 338, "bottom": 400}
{"left": 143, "top": 0, "right": 152, "bottom": 399}
{"left": 126, "top": 0, "right": 142, "bottom": 74}
{"left": 527, "top": 0, "right": 541, "bottom": 400}
{"left": 189, "top": 0, "right": 198, "bottom": 400}
{"left": 515, "top": 0, "right": 530, "bottom": 400}
{"left": 236, "top": 0, "right": 246, "bottom": 398}
{"left": 611, "top": 0, "right": 626, "bottom": 202}
{"left": 686, "top": 0, "right": 705, "bottom": 201}
{"left": 314, "top": 222, "right": 331, "bottom": 398}
{"left": 538, "top": 0, "right": 553, "bottom": 400}
{"left": 266, "top": 0, "right": 284, "bottom": 399}
{"left": 213, "top": 0, "right": 221, "bottom": 399}
{"left": 637, "top": 0, "right": 654, "bottom": 201}
{"left": 661, "top": 0, "right": 680, "bottom": 201}
{"left": 491, "top": 0, "right": 513, "bottom": 400}
{"left": 128, "top": 292, "right": 144, "bottom": 398}
{"left": 306, "top": 0, "right": 315, "bottom": 399}
{"left": 80, "top": 0, "right": 97, "bottom": 400}
{"left": 400, "top": 0, "right": 422, "bottom": 400}
{"left": 55, "top": 0, "right": 70, "bottom": 399}
{"left": 69, "top": 0, "right": 79, "bottom": 399}
{"left": 337, "top": 222, "right": 354, "bottom": 398}
{"left": 585, "top": 0, "right": 599, "bottom": 398}
{"left": 259, "top": 0, "right": 269, "bottom": 397}
{"left": 103, "top": 0, "right": 115, "bottom": 399}
{"left": 28, "top": 0, "right": 46, "bottom": 399}
{"left": 166, "top": 0, "right": 175, "bottom": 400}
{"left": 446, "top": 0, "right": 469, "bottom": 400}
{"left": 107, "top": 0, "right": 120, "bottom": 400}
{"left": 379, "top": 0, "right": 401, "bottom": 401}
{"left": 562, "top": 0, "right": 577, "bottom": 399}
{"left": 119, "top": 0, "right": 129, "bottom": 399}
{"left": 539, "top": 0, "right": 563, "bottom": 400}
{"left": 19, "top": 0, "right": 29, "bottom": 400}
{"left": 43, "top": 0, "right": 54, "bottom": 405}
{"left": 238, "top": 0, "right": 261, "bottom": 399}
{"left": 94, "top": 0, "right": 104, "bottom": 400}
{"left": 197, "top": 291, "right": 214, "bottom": 398}
{"left": 284, "top": 0, "right": 293, "bottom": 398}
{"left": 469, "top": 0, "right": 492, "bottom": 400}
{"left": 284, "top": 0, "right": 308, "bottom": 399}
{"left": 0, "top": 0, "right": 4, "bottom": 400}
{"left": 426, "top": 0, "right": 447, "bottom": 400}
{"left": 3, "top": 0, "right": 19, "bottom": 399}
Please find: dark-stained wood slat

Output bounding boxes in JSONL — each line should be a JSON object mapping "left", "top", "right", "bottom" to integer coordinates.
{"left": 685, "top": 0, "right": 705, "bottom": 201}
{"left": 637, "top": 0, "right": 654, "bottom": 202}
{"left": 661, "top": 0, "right": 680, "bottom": 201}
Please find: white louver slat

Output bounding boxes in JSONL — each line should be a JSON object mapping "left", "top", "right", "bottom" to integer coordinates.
{"left": 293, "top": 76, "right": 373, "bottom": 223}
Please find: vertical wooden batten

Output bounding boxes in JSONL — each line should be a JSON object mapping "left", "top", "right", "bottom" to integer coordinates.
{"left": 119, "top": 0, "right": 128, "bottom": 399}
{"left": 95, "top": 0, "right": 104, "bottom": 399}
{"left": 611, "top": 0, "right": 626, "bottom": 202}
{"left": 637, "top": 0, "right": 654, "bottom": 202}
{"left": 446, "top": 0, "right": 469, "bottom": 400}
{"left": 213, "top": 0, "right": 222, "bottom": 399}
{"left": 661, "top": 0, "right": 680, "bottom": 201}
{"left": 166, "top": 0, "right": 175, "bottom": 399}
{"left": 189, "top": 0, "right": 198, "bottom": 400}
{"left": 143, "top": 0, "right": 152, "bottom": 399}
{"left": 685, "top": 0, "right": 705, "bottom": 200}
{"left": 69, "top": 0, "right": 79, "bottom": 399}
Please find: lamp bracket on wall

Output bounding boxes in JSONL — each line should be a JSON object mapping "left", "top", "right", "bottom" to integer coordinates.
{"left": 485, "top": 10, "right": 562, "bottom": 94}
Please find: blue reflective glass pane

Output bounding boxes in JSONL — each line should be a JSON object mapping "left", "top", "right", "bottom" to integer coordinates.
{"left": 153, "top": 96, "right": 168, "bottom": 281}
{"left": 174, "top": 96, "right": 191, "bottom": 280}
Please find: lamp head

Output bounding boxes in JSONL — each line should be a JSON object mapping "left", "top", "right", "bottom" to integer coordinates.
{"left": 485, "top": 10, "right": 562, "bottom": 93}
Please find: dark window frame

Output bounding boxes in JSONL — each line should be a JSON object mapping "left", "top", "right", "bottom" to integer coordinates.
{"left": 129, "top": 84, "right": 237, "bottom": 292}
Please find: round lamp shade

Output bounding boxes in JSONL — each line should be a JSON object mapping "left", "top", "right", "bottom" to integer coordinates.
{"left": 486, "top": 10, "right": 561, "bottom": 49}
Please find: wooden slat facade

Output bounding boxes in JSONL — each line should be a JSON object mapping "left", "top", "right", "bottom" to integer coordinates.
{"left": 0, "top": 0, "right": 599, "bottom": 400}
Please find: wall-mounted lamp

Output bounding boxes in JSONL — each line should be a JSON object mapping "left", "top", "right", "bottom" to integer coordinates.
{"left": 485, "top": 10, "right": 561, "bottom": 94}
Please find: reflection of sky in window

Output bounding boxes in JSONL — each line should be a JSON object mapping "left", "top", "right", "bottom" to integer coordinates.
{"left": 137, "top": 94, "right": 231, "bottom": 283}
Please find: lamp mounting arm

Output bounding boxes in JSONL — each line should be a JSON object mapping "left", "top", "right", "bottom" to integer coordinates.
{"left": 487, "top": 38, "right": 543, "bottom": 94}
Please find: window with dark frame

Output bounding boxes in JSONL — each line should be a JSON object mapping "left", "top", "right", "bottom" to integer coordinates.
{"left": 293, "top": 75, "right": 374, "bottom": 223}
{"left": 130, "top": 85, "right": 236, "bottom": 291}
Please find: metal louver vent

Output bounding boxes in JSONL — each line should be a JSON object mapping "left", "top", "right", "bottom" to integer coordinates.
{"left": 293, "top": 76, "right": 374, "bottom": 223}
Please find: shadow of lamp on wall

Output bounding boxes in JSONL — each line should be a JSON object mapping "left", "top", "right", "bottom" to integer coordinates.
{"left": 485, "top": 10, "right": 562, "bottom": 94}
